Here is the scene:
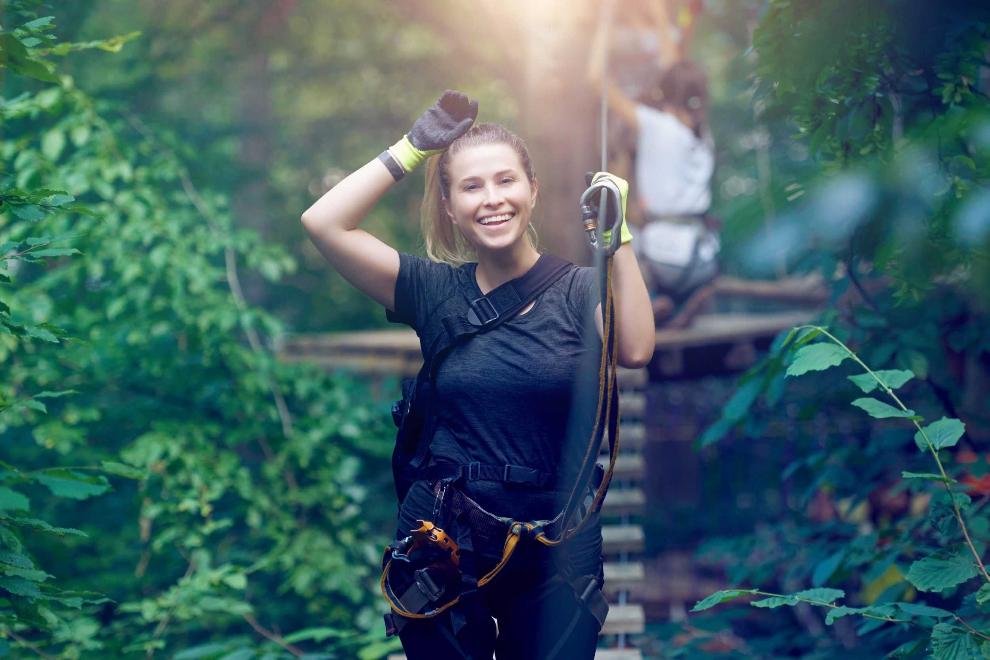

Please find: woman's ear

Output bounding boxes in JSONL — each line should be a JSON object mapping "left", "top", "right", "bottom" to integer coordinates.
{"left": 442, "top": 197, "right": 454, "bottom": 221}
{"left": 530, "top": 178, "right": 539, "bottom": 207}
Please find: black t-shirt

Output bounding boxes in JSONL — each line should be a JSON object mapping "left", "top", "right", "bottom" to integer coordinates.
{"left": 387, "top": 252, "right": 604, "bottom": 522}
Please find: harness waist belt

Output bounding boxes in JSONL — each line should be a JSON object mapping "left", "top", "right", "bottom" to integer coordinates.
{"left": 423, "top": 462, "right": 551, "bottom": 487}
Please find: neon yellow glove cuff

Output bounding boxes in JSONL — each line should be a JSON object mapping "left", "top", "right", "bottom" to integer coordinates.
{"left": 593, "top": 172, "right": 632, "bottom": 245}
{"left": 603, "top": 220, "right": 634, "bottom": 245}
{"left": 388, "top": 135, "right": 440, "bottom": 174}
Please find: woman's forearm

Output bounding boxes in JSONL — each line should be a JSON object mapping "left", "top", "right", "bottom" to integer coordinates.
{"left": 300, "top": 157, "right": 397, "bottom": 234}
{"left": 610, "top": 243, "right": 656, "bottom": 368}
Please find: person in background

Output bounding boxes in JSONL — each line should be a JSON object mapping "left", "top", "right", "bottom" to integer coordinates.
{"left": 588, "top": 0, "right": 720, "bottom": 329}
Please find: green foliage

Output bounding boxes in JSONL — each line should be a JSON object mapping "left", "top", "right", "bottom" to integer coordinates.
{"left": 2, "top": 1, "right": 398, "bottom": 657}
{"left": 0, "top": 0, "right": 138, "bottom": 640}
{"left": 669, "top": 0, "right": 990, "bottom": 657}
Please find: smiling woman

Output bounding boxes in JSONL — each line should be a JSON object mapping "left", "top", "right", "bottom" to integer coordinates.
{"left": 300, "top": 90, "right": 654, "bottom": 660}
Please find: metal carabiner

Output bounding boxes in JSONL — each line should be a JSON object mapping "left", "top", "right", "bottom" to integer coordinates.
{"left": 579, "top": 177, "right": 625, "bottom": 257}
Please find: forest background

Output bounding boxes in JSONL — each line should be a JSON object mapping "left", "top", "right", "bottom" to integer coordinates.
{"left": 1, "top": 0, "right": 989, "bottom": 659}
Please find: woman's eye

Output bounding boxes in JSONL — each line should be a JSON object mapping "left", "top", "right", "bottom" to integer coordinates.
{"left": 500, "top": 177, "right": 514, "bottom": 184}
{"left": 465, "top": 183, "right": 480, "bottom": 191}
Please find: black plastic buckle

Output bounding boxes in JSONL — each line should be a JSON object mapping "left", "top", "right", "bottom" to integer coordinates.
{"left": 576, "top": 575, "right": 600, "bottom": 604}
{"left": 503, "top": 464, "right": 541, "bottom": 486}
{"left": 414, "top": 568, "right": 445, "bottom": 602}
{"left": 383, "top": 612, "right": 399, "bottom": 637}
{"left": 469, "top": 296, "right": 499, "bottom": 326}
{"left": 467, "top": 461, "right": 481, "bottom": 480}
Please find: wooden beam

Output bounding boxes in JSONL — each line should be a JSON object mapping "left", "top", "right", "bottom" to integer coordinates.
{"left": 713, "top": 274, "right": 829, "bottom": 303}
{"left": 655, "top": 311, "right": 818, "bottom": 350}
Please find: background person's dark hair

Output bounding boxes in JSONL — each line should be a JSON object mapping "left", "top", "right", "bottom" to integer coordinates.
{"left": 641, "top": 60, "right": 710, "bottom": 139}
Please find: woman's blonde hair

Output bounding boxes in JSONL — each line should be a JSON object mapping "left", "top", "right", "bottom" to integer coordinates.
{"left": 421, "top": 123, "right": 539, "bottom": 266}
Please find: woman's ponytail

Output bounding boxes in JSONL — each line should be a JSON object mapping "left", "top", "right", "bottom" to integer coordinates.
{"left": 422, "top": 153, "right": 475, "bottom": 266}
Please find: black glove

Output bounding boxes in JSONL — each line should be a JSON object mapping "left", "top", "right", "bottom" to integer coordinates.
{"left": 389, "top": 90, "right": 479, "bottom": 172}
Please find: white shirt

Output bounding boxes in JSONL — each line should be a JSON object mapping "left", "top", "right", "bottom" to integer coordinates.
{"left": 635, "top": 104, "right": 714, "bottom": 216}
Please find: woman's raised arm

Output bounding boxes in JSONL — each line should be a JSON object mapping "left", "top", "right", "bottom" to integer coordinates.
{"left": 301, "top": 158, "right": 402, "bottom": 311}
{"left": 301, "top": 91, "right": 478, "bottom": 312}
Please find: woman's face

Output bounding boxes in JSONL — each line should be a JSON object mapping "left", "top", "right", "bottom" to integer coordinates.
{"left": 444, "top": 143, "right": 537, "bottom": 256}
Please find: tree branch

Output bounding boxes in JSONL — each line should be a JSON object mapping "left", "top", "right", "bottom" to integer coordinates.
{"left": 242, "top": 614, "right": 305, "bottom": 657}
{"left": 6, "top": 630, "right": 55, "bottom": 660}
{"left": 121, "top": 111, "right": 297, "bottom": 452}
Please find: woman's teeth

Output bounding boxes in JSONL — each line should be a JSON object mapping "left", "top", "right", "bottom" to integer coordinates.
{"left": 478, "top": 213, "right": 513, "bottom": 226}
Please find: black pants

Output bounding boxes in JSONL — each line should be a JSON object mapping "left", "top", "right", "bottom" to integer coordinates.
{"left": 397, "top": 569, "right": 600, "bottom": 660}
{"left": 394, "top": 480, "right": 603, "bottom": 660}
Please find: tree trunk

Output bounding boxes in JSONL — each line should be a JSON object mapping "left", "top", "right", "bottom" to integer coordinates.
{"left": 518, "top": 3, "right": 601, "bottom": 265}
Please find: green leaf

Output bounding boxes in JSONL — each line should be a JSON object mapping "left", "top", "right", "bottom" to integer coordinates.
{"left": 9, "top": 517, "right": 87, "bottom": 536}
{"left": 794, "top": 588, "right": 845, "bottom": 603}
{"left": 751, "top": 595, "right": 799, "bottom": 608}
{"left": 221, "top": 574, "right": 247, "bottom": 590}
{"left": 786, "top": 342, "right": 850, "bottom": 377}
{"left": 3, "top": 567, "right": 52, "bottom": 582}
{"left": 813, "top": 550, "right": 844, "bottom": 586}
{"left": 357, "top": 638, "right": 403, "bottom": 660}
{"left": 24, "top": 326, "right": 59, "bottom": 343}
{"left": 977, "top": 584, "right": 990, "bottom": 605}
{"left": 915, "top": 418, "right": 966, "bottom": 452}
{"left": 906, "top": 550, "right": 979, "bottom": 592}
{"left": 0, "top": 575, "right": 42, "bottom": 597}
{"left": 723, "top": 377, "right": 764, "bottom": 422}
{"left": 46, "top": 193, "right": 75, "bottom": 207}
{"left": 847, "top": 369, "right": 915, "bottom": 393}
{"left": 41, "top": 130, "right": 65, "bottom": 160}
{"left": 173, "top": 643, "right": 231, "bottom": 659}
{"left": 825, "top": 605, "right": 867, "bottom": 625}
{"left": 691, "top": 589, "right": 755, "bottom": 612}
{"left": 8, "top": 204, "right": 46, "bottom": 222}
{"left": 902, "top": 472, "right": 956, "bottom": 484}
{"left": 931, "top": 622, "right": 982, "bottom": 660}
{"left": 0, "top": 487, "right": 29, "bottom": 512}
{"left": 35, "top": 471, "right": 110, "bottom": 500}
{"left": 216, "top": 651, "right": 253, "bottom": 660}
{"left": 99, "top": 461, "right": 147, "bottom": 479}
{"left": 896, "top": 602, "right": 953, "bottom": 618}
{"left": 23, "top": 16, "right": 56, "bottom": 30}
{"left": 62, "top": 205, "right": 104, "bottom": 220}
{"left": 33, "top": 390, "right": 77, "bottom": 400}
{"left": 0, "top": 550, "right": 34, "bottom": 570}
{"left": 19, "top": 399, "right": 47, "bottom": 413}
{"left": 889, "top": 638, "right": 929, "bottom": 658}
{"left": 283, "top": 627, "right": 354, "bottom": 643}
{"left": 29, "top": 247, "right": 80, "bottom": 258}
{"left": 851, "top": 398, "right": 920, "bottom": 420}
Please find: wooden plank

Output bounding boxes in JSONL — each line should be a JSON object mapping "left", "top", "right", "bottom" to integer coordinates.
{"left": 603, "top": 561, "right": 645, "bottom": 596}
{"left": 600, "top": 604, "right": 645, "bottom": 635}
{"left": 602, "top": 525, "right": 644, "bottom": 555}
{"left": 618, "top": 392, "right": 645, "bottom": 420}
{"left": 616, "top": 367, "right": 647, "bottom": 389}
{"left": 595, "top": 650, "right": 643, "bottom": 660}
{"left": 601, "top": 488, "right": 646, "bottom": 517}
{"left": 654, "top": 311, "right": 817, "bottom": 350}
{"left": 605, "top": 454, "right": 646, "bottom": 481}
{"left": 713, "top": 274, "right": 828, "bottom": 303}
{"left": 601, "top": 424, "right": 646, "bottom": 452}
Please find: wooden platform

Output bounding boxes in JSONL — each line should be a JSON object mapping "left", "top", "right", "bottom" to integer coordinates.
{"left": 276, "top": 311, "right": 817, "bottom": 381}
